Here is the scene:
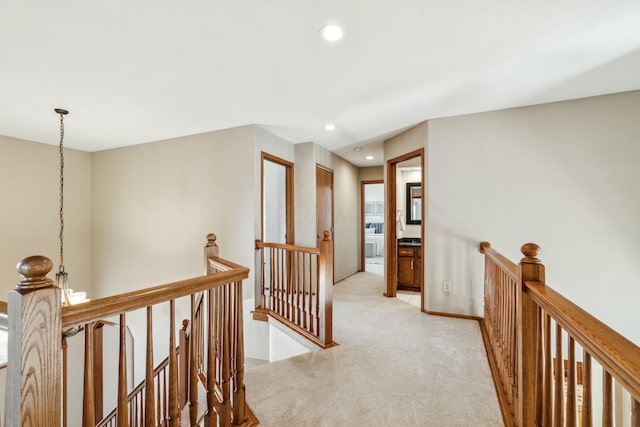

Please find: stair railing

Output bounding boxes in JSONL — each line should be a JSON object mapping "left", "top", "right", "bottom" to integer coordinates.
{"left": 480, "top": 242, "right": 640, "bottom": 426}
{"left": 5, "top": 233, "right": 250, "bottom": 427}
{"left": 254, "top": 231, "right": 334, "bottom": 348}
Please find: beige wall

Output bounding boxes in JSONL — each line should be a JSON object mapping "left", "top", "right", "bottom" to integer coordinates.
{"left": 0, "top": 135, "right": 93, "bottom": 297}
{"left": 428, "top": 90, "right": 640, "bottom": 344}
{"left": 359, "top": 166, "right": 383, "bottom": 182}
{"left": 383, "top": 122, "right": 428, "bottom": 294}
{"left": 295, "top": 142, "right": 360, "bottom": 282}
{"left": 91, "top": 126, "right": 268, "bottom": 368}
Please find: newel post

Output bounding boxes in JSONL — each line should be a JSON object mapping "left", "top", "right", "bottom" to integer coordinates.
{"left": 517, "top": 243, "right": 545, "bottom": 426}
{"left": 204, "top": 233, "right": 219, "bottom": 274}
{"left": 318, "top": 230, "right": 333, "bottom": 345}
{"left": 7, "top": 256, "right": 62, "bottom": 427}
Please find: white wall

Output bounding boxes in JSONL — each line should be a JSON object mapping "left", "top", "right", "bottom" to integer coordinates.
{"left": 428, "top": 90, "right": 640, "bottom": 344}
{"left": 0, "top": 135, "right": 93, "bottom": 298}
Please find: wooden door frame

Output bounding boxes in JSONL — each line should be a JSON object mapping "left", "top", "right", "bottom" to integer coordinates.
{"left": 385, "top": 148, "right": 425, "bottom": 312}
{"left": 360, "top": 180, "right": 384, "bottom": 272}
{"left": 261, "top": 151, "right": 294, "bottom": 244}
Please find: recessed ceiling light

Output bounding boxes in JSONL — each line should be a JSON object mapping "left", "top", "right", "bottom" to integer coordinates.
{"left": 319, "top": 24, "right": 344, "bottom": 42}
{"left": 324, "top": 123, "right": 336, "bottom": 131}
{"left": 366, "top": 155, "right": 374, "bottom": 160}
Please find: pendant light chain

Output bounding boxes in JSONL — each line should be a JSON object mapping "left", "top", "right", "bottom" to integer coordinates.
{"left": 58, "top": 110, "right": 65, "bottom": 273}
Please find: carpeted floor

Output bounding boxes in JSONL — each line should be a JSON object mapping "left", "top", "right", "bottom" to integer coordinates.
{"left": 244, "top": 271, "right": 504, "bottom": 427}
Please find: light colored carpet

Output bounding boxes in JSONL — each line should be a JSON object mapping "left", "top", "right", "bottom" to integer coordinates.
{"left": 244, "top": 271, "right": 504, "bottom": 427}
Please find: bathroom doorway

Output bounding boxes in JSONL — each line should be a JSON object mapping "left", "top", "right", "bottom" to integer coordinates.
{"left": 386, "top": 149, "right": 424, "bottom": 311}
{"left": 361, "top": 180, "right": 384, "bottom": 275}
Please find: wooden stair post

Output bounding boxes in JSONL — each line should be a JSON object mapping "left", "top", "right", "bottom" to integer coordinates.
{"left": 318, "top": 230, "right": 333, "bottom": 346}
{"left": 517, "top": 243, "right": 545, "bottom": 426}
{"left": 7, "top": 255, "right": 62, "bottom": 426}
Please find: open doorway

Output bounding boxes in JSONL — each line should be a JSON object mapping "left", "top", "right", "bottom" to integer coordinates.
{"left": 361, "top": 180, "right": 384, "bottom": 275}
{"left": 261, "top": 152, "right": 294, "bottom": 244}
{"left": 385, "top": 149, "right": 425, "bottom": 311}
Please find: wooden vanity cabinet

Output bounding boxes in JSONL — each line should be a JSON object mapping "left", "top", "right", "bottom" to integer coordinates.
{"left": 397, "top": 245, "right": 422, "bottom": 290}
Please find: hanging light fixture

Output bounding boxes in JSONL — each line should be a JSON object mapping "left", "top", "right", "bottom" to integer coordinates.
{"left": 54, "top": 108, "right": 88, "bottom": 306}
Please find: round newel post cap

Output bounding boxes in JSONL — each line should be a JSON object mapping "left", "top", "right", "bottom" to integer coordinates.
{"left": 479, "top": 242, "right": 491, "bottom": 254}
{"left": 206, "top": 233, "right": 217, "bottom": 247}
{"left": 520, "top": 243, "right": 542, "bottom": 264}
{"left": 322, "top": 230, "right": 331, "bottom": 241}
{"left": 16, "top": 255, "right": 54, "bottom": 290}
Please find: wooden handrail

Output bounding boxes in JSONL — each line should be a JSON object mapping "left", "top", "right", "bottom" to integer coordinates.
{"left": 255, "top": 240, "right": 320, "bottom": 255}
{"left": 525, "top": 280, "right": 640, "bottom": 401}
{"left": 480, "top": 242, "right": 640, "bottom": 426}
{"left": 6, "top": 234, "right": 252, "bottom": 426}
{"left": 254, "top": 231, "right": 334, "bottom": 348}
{"left": 479, "top": 242, "right": 518, "bottom": 281}
{"left": 61, "top": 260, "right": 249, "bottom": 328}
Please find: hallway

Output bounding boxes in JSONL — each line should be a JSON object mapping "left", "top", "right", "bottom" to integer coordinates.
{"left": 244, "top": 271, "right": 504, "bottom": 426}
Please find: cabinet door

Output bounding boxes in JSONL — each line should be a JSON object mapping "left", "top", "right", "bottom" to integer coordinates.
{"left": 414, "top": 249, "right": 422, "bottom": 288}
{"left": 398, "top": 256, "right": 414, "bottom": 286}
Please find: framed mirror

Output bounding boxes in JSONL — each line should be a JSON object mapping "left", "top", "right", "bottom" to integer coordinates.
{"left": 406, "top": 182, "right": 422, "bottom": 224}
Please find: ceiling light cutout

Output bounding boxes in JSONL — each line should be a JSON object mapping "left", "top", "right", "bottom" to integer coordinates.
{"left": 324, "top": 123, "right": 336, "bottom": 131}
{"left": 319, "top": 24, "right": 344, "bottom": 42}
{"left": 366, "top": 155, "right": 374, "bottom": 160}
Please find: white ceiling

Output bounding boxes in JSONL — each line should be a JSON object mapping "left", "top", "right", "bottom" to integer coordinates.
{"left": 2, "top": 2, "right": 640, "bottom": 167}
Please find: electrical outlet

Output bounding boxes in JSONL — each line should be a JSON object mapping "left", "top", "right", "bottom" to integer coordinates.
{"left": 443, "top": 281, "right": 452, "bottom": 293}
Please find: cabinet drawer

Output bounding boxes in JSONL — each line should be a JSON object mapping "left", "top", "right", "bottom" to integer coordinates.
{"left": 398, "top": 247, "right": 414, "bottom": 257}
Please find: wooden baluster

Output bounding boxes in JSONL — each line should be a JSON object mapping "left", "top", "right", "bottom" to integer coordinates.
{"left": 602, "top": 370, "right": 613, "bottom": 427}
{"left": 289, "top": 251, "right": 300, "bottom": 325}
{"left": 205, "top": 289, "right": 217, "bottom": 426}
{"left": 255, "top": 241, "right": 262, "bottom": 308}
{"left": 307, "top": 255, "right": 318, "bottom": 333}
{"left": 154, "top": 368, "right": 161, "bottom": 425}
{"left": 270, "top": 247, "right": 276, "bottom": 312}
{"left": 501, "top": 271, "right": 510, "bottom": 410}
{"left": 566, "top": 336, "right": 577, "bottom": 427}
{"left": 518, "top": 243, "right": 544, "bottom": 427}
{"left": 145, "top": 306, "right": 156, "bottom": 426}
{"left": 233, "top": 280, "right": 247, "bottom": 424}
{"left": 189, "top": 294, "right": 199, "bottom": 425}
{"left": 582, "top": 351, "right": 593, "bottom": 427}
{"left": 6, "top": 256, "right": 62, "bottom": 426}
{"left": 83, "top": 323, "right": 96, "bottom": 427}
{"left": 179, "top": 319, "right": 189, "bottom": 409}
{"left": 315, "top": 249, "right": 321, "bottom": 338}
{"left": 280, "top": 248, "right": 286, "bottom": 317}
{"left": 94, "top": 323, "right": 105, "bottom": 422}
{"left": 554, "top": 324, "right": 564, "bottom": 427}
{"left": 535, "top": 306, "right": 543, "bottom": 424}
{"left": 318, "top": 230, "right": 333, "bottom": 345}
{"left": 302, "top": 253, "right": 308, "bottom": 329}
{"left": 164, "top": 367, "right": 169, "bottom": 424}
{"left": 543, "top": 314, "right": 553, "bottom": 426}
{"left": 168, "top": 300, "right": 180, "bottom": 427}
{"left": 220, "top": 285, "right": 232, "bottom": 426}
{"left": 118, "top": 313, "right": 129, "bottom": 426}
{"left": 509, "top": 277, "right": 517, "bottom": 406}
